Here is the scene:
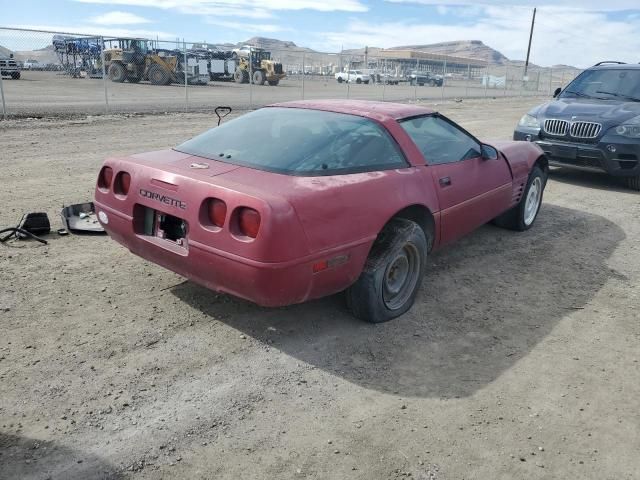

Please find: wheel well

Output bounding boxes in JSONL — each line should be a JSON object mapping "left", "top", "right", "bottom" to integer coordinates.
{"left": 388, "top": 205, "right": 435, "bottom": 251}
{"left": 535, "top": 155, "right": 549, "bottom": 173}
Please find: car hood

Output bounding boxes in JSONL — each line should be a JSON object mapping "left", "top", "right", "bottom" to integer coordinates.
{"left": 531, "top": 97, "right": 640, "bottom": 126}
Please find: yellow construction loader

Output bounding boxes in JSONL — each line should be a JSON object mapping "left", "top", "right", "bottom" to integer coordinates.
{"left": 233, "top": 47, "right": 286, "bottom": 86}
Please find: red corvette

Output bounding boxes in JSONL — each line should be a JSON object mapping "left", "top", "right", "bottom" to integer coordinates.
{"left": 94, "top": 100, "right": 547, "bottom": 322}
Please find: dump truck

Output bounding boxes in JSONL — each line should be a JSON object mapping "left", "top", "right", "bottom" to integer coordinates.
{"left": 233, "top": 47, "right": 285, "bottom": 86}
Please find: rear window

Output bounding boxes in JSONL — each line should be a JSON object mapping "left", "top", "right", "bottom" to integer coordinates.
{"left": 174, "top": 107, "right": 407, "bottom": 176}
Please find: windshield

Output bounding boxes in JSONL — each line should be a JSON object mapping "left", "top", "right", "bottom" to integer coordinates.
{"left": 561, "top": 68, "right": 640, "bottom": 101}
{"left": 175, "top": 107, "right": 407, "bottom": 176}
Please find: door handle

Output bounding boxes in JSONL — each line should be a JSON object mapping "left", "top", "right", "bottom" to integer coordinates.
{"left": 439, "top": 176, "right": 452, "bottom": 187}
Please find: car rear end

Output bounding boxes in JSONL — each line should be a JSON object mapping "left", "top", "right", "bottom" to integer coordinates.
{"left": 93, "top": 152, "right": 322, "bottom": 307}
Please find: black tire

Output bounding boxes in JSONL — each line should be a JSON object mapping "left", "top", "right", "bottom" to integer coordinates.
{"left": 346, "top": 218, "right": 428, "bottom": 323}
{"left": 148, "top": 64, "right": 170, "bottom": 85}
{"left": 494, "top": 165, "right": 547, "bottom": 231}
{"left": 234, "top": 68, "right": 248, "bottom": 84}
{"left": 337, "top": 77, "right": 343, "bottom": 83}
{"left": 252, "top": 69, "right": 265, "bottom": 85}
{"left": 108, "top": 63, "right": 126, "bottom": 83}
{"left": 623, "top": 175, "right": 640, "bottom": 191}
{"left": 268, "top": 80, "right": 279, "bottom": 86}
{"left": 10, "top": 72, "right": 20, "bottom": 80}
{"left": 356, "top": 78, "right": 362, "bottom": 84}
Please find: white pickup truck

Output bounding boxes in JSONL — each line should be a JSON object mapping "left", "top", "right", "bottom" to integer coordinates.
{"left": 335, "top": 70, "right": 370, "bottom": 84}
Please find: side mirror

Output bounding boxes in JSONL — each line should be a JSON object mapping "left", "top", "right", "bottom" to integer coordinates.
{"left": 481, "top": 144, "right": 499, "bottom": 161}
{"left": 553, "top": 87, "right": 562, "bottom": 98}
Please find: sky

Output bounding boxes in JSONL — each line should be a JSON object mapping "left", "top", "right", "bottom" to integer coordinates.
{"left": 2, "top": 0, "right": 640, "bottom": 67}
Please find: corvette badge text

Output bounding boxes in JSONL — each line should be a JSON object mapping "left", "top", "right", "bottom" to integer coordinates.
{"left": 139, "top": 189, "right": 187, "bottom": 210}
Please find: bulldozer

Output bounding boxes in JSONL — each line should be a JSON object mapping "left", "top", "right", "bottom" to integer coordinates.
{"left": 103, "top": 39, "right": 208, "bottom": 85}
{"left": 233, "top": 47, "right": 285, "bottom": 86}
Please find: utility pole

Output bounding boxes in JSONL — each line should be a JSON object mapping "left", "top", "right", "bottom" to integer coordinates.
{"left": 524, "top": 7, "right": 536, "bottom": 79}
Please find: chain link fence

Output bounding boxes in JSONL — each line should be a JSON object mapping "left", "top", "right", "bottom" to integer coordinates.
{"left": 0, "top": 26, "right": 583, "bottom": 119}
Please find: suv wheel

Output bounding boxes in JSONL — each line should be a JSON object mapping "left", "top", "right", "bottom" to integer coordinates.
{"left": 624, "top": 175, "right": 640, "bottom": 191}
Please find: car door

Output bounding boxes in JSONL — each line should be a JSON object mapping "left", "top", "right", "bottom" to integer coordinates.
{"left": 399, "top": 115, "right": 513, "bottom": 245}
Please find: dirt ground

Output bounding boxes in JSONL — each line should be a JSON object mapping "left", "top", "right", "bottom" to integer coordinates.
{"left": 1, "top": 97, "right": 639, "bottom": 480}
{"left": 0, "top": 70, "right": 546, "bottom": 117}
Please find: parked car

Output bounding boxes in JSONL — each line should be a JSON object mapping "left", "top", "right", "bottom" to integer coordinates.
{"left": 23, "top": 59, "right": 40, "bottom": 70}
{"left": 94, "top": 100, "right": 547, "bottom": 323}
{"left": 335, "top": 70, "right": 370, "bottom": 84}
{"left": 514, "top": 61, "right": 640, "bottom": 190}
{"left": 407, "top": 71, "right": 443, "bottom": 87}
{"left": 0, "top": 54, "right": 21, "bottom": 79}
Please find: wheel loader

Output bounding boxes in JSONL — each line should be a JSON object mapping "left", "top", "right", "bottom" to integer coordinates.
{"left": 104, "top": 39, "right": 208, "bottom": 85}
{"left": 233, "top": 47, "right": 286, "bottom": 86}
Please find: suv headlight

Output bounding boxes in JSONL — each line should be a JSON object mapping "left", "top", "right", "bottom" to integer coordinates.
{"left": 615, "top": 115, "right": 640, "bottom": 138}
{"left": 518, "top": 113, "right": 540, "bottom": 128}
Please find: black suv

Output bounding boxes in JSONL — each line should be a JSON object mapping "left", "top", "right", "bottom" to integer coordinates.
{"left": 407, "top": 71, "right": 443, "bottom": 87}
{"left": 513, "top": 61, "right": 640, "bottom": 190}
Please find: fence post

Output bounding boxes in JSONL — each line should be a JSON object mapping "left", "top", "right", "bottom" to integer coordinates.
{"left": 302, "top": 51, "right": 305, "bottom": 100}
{"left": 382, "top": 59, "right": 386, "bottom": 102}
{"left": 0, "top": 73, "right": 6, "bottom": 120}
{"left": 413, "top": 59, "right": 418, "bottom": 101}
{"left": 441, "top": 59, "right": 446, "bottom": 100}
{"left": 183, "top": 40, "right": 188, "bottom": 112}
{"left": 100, "top": 36, "right": 109, "bottom": 114}
{"left": 504, "top": 65, "right": 508, "bottom": 97}
{"left": 484, "top": 66, "right": 488, "bottom": 98}
{"left": 465, "top": 63, "right": 470, "bottom": 98}
{"left": 249, "top": 48, "right": 253, "bottom": 108}
{"left": 547, "top": 68, "right": 552, "bottom": 95}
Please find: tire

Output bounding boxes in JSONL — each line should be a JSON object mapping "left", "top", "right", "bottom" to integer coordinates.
{"left": 356, "top": 78, "right": 362, "bottom": 84}
{"left": 494, "top": 165, "right": 547, "bottom": 231}
{"left": 148, "top": 64, "right": 170, "bottom": 85}
{"left": 252, "top": 69, "right": 265, "bottom": 85}
{"left": 10, "top": 72, "right": 20, "bottom": 80}
{"left": 345, "top": 218, "right": 428, "bottom": 323}
{"left": 234, "top": 68, "right": 248, "bottom": 84}
{"left": 268, "top": 80, "right": 279, "bottom": 86}
{"left": 429, "top": 79, "right": 436, "bottom": 87}
{"left": 624, "top": 175, "right": 640, "bottom": 191}
{"left": 108, "top": 63, "right": 126, "bottom": 83}
{"left": 337, "top": 77, "right": 343, "bottom": 83}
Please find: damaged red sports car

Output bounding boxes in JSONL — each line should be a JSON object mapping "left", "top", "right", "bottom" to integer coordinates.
{"left": 94, "top": 100, "right": 548, "bottom": 323}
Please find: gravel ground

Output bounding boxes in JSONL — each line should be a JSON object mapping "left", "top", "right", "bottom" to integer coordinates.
{"left": 0, "top": 97, "right": 639, "bottom": 480}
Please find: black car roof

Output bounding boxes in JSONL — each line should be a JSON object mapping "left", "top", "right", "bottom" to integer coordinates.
{"left": 589, "top": 63, "right": 640, "bottom": 70}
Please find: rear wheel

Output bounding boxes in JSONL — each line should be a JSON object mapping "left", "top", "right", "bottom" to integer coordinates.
{"left": 346, "top": 218, "right": 427, "bottom": 323}
{"left": 623, "top": 175, "right": 640, "bottom": 191}
{"left": 494, "top": 165, "right": 546, "bottom": 231}
{"left": 356, "top": 78, "right": 362, "bottom": 84}
{"left": 148, "top": 64, "right": 170, "bottom": 85}
{"left": 108, "top": 63, "right": 126, "bottom": 83}
{"left": 234, "top": 68, "right": 248, "bottom": 83}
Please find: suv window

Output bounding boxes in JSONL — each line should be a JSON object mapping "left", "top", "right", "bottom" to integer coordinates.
{"left": 175, "top": 107, "right": 408, "bottom": 176}
{"left": 561, "top": 68, "right": 640, "bottom": 101}
{"left": 400, "top": 115, "right": 481, "bottom": 165}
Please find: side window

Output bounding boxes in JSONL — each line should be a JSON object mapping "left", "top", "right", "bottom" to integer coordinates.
{"left": 400, "top": 116, "right": 481, "bottom": 165}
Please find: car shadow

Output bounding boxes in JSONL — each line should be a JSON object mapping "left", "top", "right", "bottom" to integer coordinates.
{"left": 0, "top": 432, "right": 123, "bottom": 480}
{"left": 549, "top": 167, "right": 636, "bottom": 193}
{"left": 171, "top": 204, "right": 625, "bottom": 399}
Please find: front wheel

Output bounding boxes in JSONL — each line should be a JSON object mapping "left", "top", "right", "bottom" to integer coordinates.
{"left": 356, "top": 78, "right": 362, "bottom": 84}
{"left": 337, "top": 77, "right": 343, "bottom": 83}
{"left": 494, "top": 165, "right": 547, "bottom": 231}
{"left": 346, "top": 219, "right": 427, "bottom": 323}
{"left": 108, "top": 63, "right": 126, "bottom": 83}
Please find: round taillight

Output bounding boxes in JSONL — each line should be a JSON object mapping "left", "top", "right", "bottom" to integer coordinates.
{"left": 207, "top": 198, "right": 227, "bottom": 227}
{"left": 238, "top": 207, "right": 261, "bottom": 238}
{"left": 115, "top": 172, "right": 131, "bottom": 196}
{"left": 98, "top": 166, "right": 113, "bottom": 190}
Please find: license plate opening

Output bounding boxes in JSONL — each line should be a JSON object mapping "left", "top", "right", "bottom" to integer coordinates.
{"left": 141, "top": 206, "right": 188, "bottom": 246}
